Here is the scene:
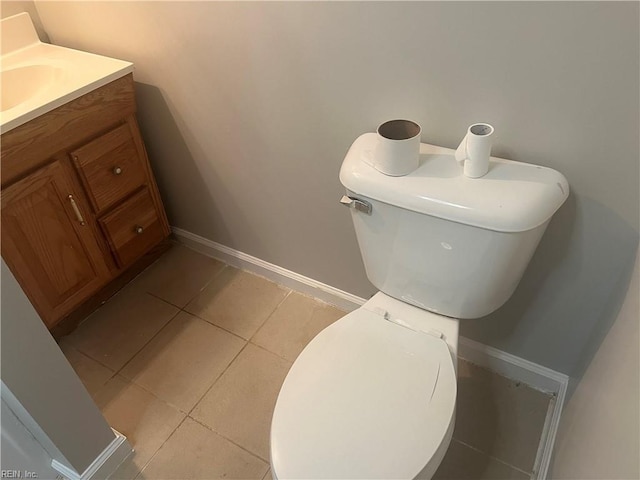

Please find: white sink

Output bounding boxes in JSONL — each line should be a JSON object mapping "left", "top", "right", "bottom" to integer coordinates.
{"left": 0, "top": 13, "right": 134, "bottom": 133}
{"left": 1, "top": 64, "right": 64, "bottom": 112}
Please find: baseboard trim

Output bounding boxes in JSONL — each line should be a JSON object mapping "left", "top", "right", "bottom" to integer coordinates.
{"left": 172, "top": 227, "right": 366, "bottom": 312}
{"left": 457, "top": 337, "right": 568, "bottom": 480}
{"left": 51, "top": 429, "right": 132, "bottom": 480}
{"left": 172, "top": 226, "right": 567, "bottom": 480}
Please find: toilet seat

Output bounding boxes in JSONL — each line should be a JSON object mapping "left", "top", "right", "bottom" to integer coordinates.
{"left": 270, "top": 306, "right": 457, "bottom": 480}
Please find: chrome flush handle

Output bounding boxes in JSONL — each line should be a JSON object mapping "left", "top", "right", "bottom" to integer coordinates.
{"left": 340, "top": 195, "right": 372, "bottom": 215}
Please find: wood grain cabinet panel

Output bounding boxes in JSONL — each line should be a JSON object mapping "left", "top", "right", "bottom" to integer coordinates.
{"left": 1, "top": 161, "right": 111, "bottom": 327}
{"left": 71, "top": 123, "right": 147, "bottom": 213}
{"left": 1, "top": 75, "right": 135, "bottom": 188}
{"left": 0, "top": 74, "right": 170, "bottom": 332}
{"left": 99, "top": 188, "right": 164, "bottom": 268}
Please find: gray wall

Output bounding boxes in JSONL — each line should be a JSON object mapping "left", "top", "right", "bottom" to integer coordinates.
{"left": 1, "top": 398, "right": 61, "bottom": 480}
{"left": 1, "top": 261, "right": 116, "bottom": 473}
{"left": 551, "top": 251, "right": 639, "bottom": 479}
{"left": 32, "top": 2, "right": 639, "bottom": 382}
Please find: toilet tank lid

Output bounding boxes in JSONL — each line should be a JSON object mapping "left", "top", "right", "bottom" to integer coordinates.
{"left": 339, "top": 133, "right": 570, "bottom": 233}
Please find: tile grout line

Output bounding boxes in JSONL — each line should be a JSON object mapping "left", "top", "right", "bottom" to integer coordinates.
{"left": 71, "top": 253, "right": 296, "bottom": 378}
{"left": 178, "top": 309, "right": 250, "bottom": 343}
{"left": 452, "top": 438, "right": 533, "bottom": 476}
{"left": 106, "top": 378, "right": 270, "bottom": 479}
{"left": 248, "top": 292, "right": 346, "bottom": 364}
{"left": 104, "top": 324, "right": 250, "bottom": 416}
{"left": 185, "top": 341, "right": 251, "bottom": 418}
{"left": 187, "top": 415, "right": 272, "bottom": 465}
{"left": 248, "top": 340, "right": 295, "bottom": 365}
{"left": 244, "top": 289, "right": 301, "bottom": 364}
{"left": 116, "top": 268, "right": 262, "bottom": 385}
{"left": 132, "top": 242, "right": 227, "bottom": 307}
{"left": 60, "top": 248, "right": 291, "bottom": 476}
{"left": 247, "top": 289, "right": 294, "bottom": 343}
{"left": 179, "top": 284, "right": 293, "bottom": 348}
{"left": 61, "top": 343, "right": 119, "bottom": 394}
{"left": 92, "top": 368, "right": 263, "bottom": 476}
{"left": 76, "top": 267, "right": 293, "bottom": 413}
{"left": 111, "top": 297, "right": 183, "bottom": 378}
{"left": 106, "top": 371, "right": 193, "bottom": 415}
{"left": 173, "top": 260, "right": 230, "bottom": 309}
{"left": 132, "top": 415, "right": 191, "bottom": 479}
{"left": 66, "top": 250, "right": 230, "bottom": 377}
{"left": 179, "top": 268, "right": 292, "bottom": 342}
{"left": 62, "top": 292, "right": 182, "bottom": 374}
{"left": 177, "top": 290, "right": 296, "bottom": 464}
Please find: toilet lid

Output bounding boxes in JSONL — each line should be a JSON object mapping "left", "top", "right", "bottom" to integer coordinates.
{"left": 270, "top": 307, "right": 457, "bottom": 480}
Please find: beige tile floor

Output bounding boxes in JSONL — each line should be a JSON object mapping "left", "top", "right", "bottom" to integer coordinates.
{"left": 60, "top": 244, "right": 552, "bottom": 480}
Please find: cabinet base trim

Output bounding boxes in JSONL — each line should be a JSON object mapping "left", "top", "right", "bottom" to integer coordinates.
{"left": 51, "top": 429, "right": 132, "bottom": 480}
{"left": 50, "top": 239, "right": 171, "bottom": 339}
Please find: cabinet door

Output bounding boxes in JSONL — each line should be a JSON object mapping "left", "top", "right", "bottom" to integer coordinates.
{"left": 1, "top": 161, "right": 111, "bottom": 327}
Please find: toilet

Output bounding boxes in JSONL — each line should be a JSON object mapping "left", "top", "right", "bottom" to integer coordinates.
{"left": 270, "top": 133, "right": 569, "bottom": 479}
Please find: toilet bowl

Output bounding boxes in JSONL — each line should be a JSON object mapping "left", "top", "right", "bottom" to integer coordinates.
{"left": 270, "top": 133, "right": 569, "bottom": 479}
{"left": 271, "top": 293, "right": 458, "bottom": 480}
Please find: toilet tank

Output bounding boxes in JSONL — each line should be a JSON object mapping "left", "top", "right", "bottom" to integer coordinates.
{"left": 339, "top": 133, "right": 569, "bottom": 319}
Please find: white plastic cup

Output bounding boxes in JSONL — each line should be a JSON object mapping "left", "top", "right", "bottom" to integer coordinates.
{"left": 373, "top": 119, "right": 421, "bottom": 176}
{"left": 455, "top": 123, "right": 494, "bottom": 178}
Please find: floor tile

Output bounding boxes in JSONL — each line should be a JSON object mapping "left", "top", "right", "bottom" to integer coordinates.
{"left": 252, "top": 292, "right": 345, "bottom": 362}
{"left": 191, "top": 343, "right": 291, "bottom": 460}
{"left": 141, "top": 417, "right": 268, "bottom": 480}
{"left": 93, "top": 376, "right": 185, "bottom": 479}
{"left": 58, "top": 340, "right": 114, "bottom": 398}
{"left": 185, "top": 267, "right": 289, "bottom": 339}
{"left": 56, "top": 242, "right": 553, "bottom": 480}
{"left": 120, "top": 312, "right": 245, "bottom": 412}
{"left": 128, "top": 244, "right": 225, "bottom": 308}
{"left": 454, "top": 359, "right": 551, "bottom": 472}
{"left": 433, "top": 440, "right": 530, "bottom": 480}
{"left": 64, "top": 290, "right": 179, "bottom": 371}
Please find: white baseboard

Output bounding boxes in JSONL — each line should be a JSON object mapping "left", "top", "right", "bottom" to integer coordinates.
{"left": 172, "top": 227, "right": 567, "bottom": 480}
{"left": 51, "top": 429, "right": 132, "bottom": 480}
{"left": 172, "top": 227, "right": 366, "bottom": 312}
{"left": 457, "top": 337, "right": 568, "bottom": 480}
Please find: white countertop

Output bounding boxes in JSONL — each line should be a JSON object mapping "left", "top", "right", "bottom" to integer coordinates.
{"left": 0, "top": 13, "right": 134, "bottom": 134}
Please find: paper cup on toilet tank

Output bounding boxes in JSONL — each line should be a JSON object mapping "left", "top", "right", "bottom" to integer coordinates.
{"left": 373, "top": 119, "right": 421, "bottom": 176}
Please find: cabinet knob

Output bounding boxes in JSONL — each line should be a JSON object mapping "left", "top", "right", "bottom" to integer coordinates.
{"left": 135, "top": 225, "right": 144, "bottom": 234}
{"left": 113, "top": 167, "right": 123, "bottom": 175}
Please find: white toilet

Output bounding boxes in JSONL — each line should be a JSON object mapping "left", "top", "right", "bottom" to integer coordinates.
{"left": 270, "top": 133, "right": 569, "bottom": 480}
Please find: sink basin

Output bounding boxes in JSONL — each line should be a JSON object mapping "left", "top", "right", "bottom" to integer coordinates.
{"left": 1, "top": 64, "right": 63, "bottom": 112}
{"left": 1, "top": 12, "right": 133, "bottom": 134}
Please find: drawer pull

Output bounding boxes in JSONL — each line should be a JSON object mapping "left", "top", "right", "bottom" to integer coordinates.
{"left": 68, "top": 195, "right": 86, "bottom": 226}
{"left": 113, "top": 166, "right": 123, "bottom": 175}
{"left": 134, "top": 225, "right": 144, "bottom": 234}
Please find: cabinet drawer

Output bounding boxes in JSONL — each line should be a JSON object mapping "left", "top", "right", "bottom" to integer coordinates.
{"left": 98, "top": 188, "right": 164, "bottom": 267}
{"left": 71, "top": 123, "right": 147, "bottom": 213}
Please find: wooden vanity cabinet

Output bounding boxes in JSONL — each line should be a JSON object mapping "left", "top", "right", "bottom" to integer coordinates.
{"left": 1, "top": 74, "right": 171, "bottom": 332}
{"left": 1, "top": 160, "right": 112, "bottom": 327}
